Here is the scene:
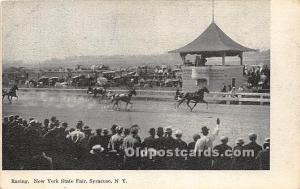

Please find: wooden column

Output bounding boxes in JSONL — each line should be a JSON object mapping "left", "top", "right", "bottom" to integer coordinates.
{"left": 240, "top": 52, "right": 243, "bottom": 65}
{"left": 222, "top": 52, "right": 225, "bottom": 65}
{"left": 180, "top": 53, "right": 186, "bottom": 64}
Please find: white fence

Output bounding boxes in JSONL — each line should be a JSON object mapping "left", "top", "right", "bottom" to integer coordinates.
{"left": 14, "top": 88, "right": 270, "bottom": 105}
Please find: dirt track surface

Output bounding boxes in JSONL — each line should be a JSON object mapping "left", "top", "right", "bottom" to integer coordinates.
{"left": 2, "top": 90, "right": 270, "bottom": 146}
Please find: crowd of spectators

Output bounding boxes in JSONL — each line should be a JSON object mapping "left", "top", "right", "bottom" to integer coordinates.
{"left": 3, "top": 115, "right": 270, "bottom": 170}
{"left": 243, "top": 64, "right": 270, "bottom": 91}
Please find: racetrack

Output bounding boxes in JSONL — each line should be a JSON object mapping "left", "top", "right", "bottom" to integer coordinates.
{"left": 2, "top": 90, "right": 270, "bottom": 146}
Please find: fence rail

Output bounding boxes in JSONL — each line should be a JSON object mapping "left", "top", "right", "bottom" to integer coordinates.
{"left": 10, "top": 88, "right": 270, "bottom": 105}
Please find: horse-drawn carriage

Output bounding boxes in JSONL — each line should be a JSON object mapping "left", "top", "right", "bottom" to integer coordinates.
{"left": 38, "top": 77, "right": 49, "bottom": 87}
{"left": 71, "top": 75, "right": 89, "bottom": 87}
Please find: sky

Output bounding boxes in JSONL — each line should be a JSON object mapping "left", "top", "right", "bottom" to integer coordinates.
{"left": 2, "top": 0, "right": 270, "bottom": 63}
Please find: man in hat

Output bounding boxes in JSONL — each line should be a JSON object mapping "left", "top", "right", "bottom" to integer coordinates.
{"left": 174, "top": 129, "right": 187, "bottom": 169}
{"left": 243, "top": 133, "right": 262, "bottom": 170}
{"left": 162, "top": 127, "right": 178, "bottom": 169}
{"left": 194, "top": 118, "right": 221, "bottom": 169}
{"left": 153, "top": 127, "right": 165, "bottom": 169}
{"left": 187, "top": 134, "right": 201, "bottom": 170}
{"left": 143, "top": 128, "right": 156, "bottom": 148}
{"left": 50, "top": 116, "right": 57, "bottom": 127}
{"left": 3, "top": 116, "right": 9, "bottom": 133}
{"left": 83, "top": 145, "right": 108, "bottom": 170}
{"left": 123, "top": 128, "right": 130, "bottom": 138}
{"left": 101, "top": 128, "right": 111, "bottom": 152}
{"left": 14, "top": 115, "right": 20, "bottom": 120}
{"left": 88, "top": 129, "right": 102, "bottom": 149}
{"left": 67, "top": 121, "right": 85, "bottom": 144}
{"left": 163, "top": 127, "right": 178, "bottom": 150}
{"left": 108, "top": 126, "right": 124, "bottom": 152}
{"left": 110, "top": 124, "right": 118, "bottom": 136}
{"left": 141, "top": 128, "right": 156, "bottom": 169}
{"left": 212, "top": 136, "right": 232, "bottom": 170}
{"left": 256, "top": 138, "right": 270, "bottom": 170}
{"left": 232, "top": 138, "right": 246, "bottom": 169}
{"left": 122, "top": 125, "right": 142, "bottom": 169}
{"left": 154, "top": 127, "right": 165, "bottom": 150}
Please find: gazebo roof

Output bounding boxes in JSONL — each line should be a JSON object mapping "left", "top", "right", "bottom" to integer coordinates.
{"left": 169, "top": 22, "right": 255, "bottom": 55}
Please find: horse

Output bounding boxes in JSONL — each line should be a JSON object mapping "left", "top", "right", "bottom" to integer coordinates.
{"left": 176, "top": 87, "right": 209, "bottom": 111}
{"left": 3, "top": 85, "right": 19, "bottom": 103}
{"left": 111, "top": 88, "right": 137, "bottom": 110}
{"left": 87, "top": 86, "right": 107, "bottom": 98}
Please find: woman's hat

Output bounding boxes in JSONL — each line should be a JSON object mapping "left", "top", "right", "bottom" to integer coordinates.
{"left": 90, "top": 145, "right": 105, "bottom": 155}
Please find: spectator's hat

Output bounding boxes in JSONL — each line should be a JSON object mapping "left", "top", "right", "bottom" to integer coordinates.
{"left": 248, "top": 133, "right": 257, "bottom": 140}
{"left": 50, "top": 116, "right": 57, "bottom": 122}
{"left": 130, "top": 124, "right": 139, "bottom": 129}
{"left": 164, "top": 126, "right": 172, "bottom": 133}
{"left": 193, "top": 134, "right": 201, "bottom": 141}
{"left": 149, "top": 128, "right": 155, "bottom": 133}
{"left": 83, "top": 126, "right": 92, "bottom": 131}
{"left": 29, "top": 119, "right": 37, "bottom": 125}
{"left": 103, "top": 128, "right": 109, "bottom": 134}
{"left": 174, "top": 129, "right": 183, "bottom": 136}
{"left": 157, "top": 127, "right": 164, "bottom": 133}
{"left": 130, "top": 125, "right": 139, "bottom": 133}
{"left": 235, "top": 138, "right": 244, "bottom": 145}
{"left": 14, "top": 115, "right": 20, "bottom": 119}
{"left": 62, "top": 122, "right": 68, "bottom": 127}
{"left": 111, "top": 124, "right": 118, "bottom": 131}
{"left": 264, "top": 138, "right": 270, "bottom": 144}
{"left": 116, "top": 126, "right": 123, "bottom": 132}
{"left": 9, "top": 115, "right": 14, "bottom": 120}
{"left": 69, "top": 128, "right": 75, "bottom": 132}
{"left": 90, "top": 145, "right": 104, "bottom": 155}
{"left": 201, "top": 126, "right": 210, "bottom": 133}
{"left": 220, "top": 136, "right": 229, "bottom": 142}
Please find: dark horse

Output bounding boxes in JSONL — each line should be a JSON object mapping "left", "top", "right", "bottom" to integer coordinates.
{"left": 87, "top": 86, "right": 107, "bottom": 98}
{"left": 176, "top": 87, "right": 209, "bottom": 111}
{"left": 3, "top": 84, "right": 19, "bottom": 103}
{"left": 111, "top": 88, "right": 137, "bottom": 110}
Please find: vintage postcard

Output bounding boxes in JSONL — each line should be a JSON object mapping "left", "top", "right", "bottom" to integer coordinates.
{"left": 1, "top": 0, "right": 299, "bottom": 188}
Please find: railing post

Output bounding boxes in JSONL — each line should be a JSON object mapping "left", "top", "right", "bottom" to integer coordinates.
{"left": 238, "top": 94, "right": 242, "bottom": 105}
{"left": 226, "top": 93, "right": 230, "bottom": 105}
{"left": 260, "top": 94, "right": 263, "bottom": 105}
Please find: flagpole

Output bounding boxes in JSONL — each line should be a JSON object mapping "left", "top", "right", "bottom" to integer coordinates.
{"left": 212, "top": 0, "right": 215, "bottom": 23}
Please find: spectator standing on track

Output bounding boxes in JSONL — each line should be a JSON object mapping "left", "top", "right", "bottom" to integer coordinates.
{"left": 187, "top": 134, "right": 201, "bottom": 170}
{"left": 142, "top": 128, "right": 156, "bottom": 148}
{"left": 243, "top": 133, "right": 263, "bottom": 170}
{"left": 108, "top": 126, "right": 124, "bottom": 152}
{"left": 194, "top": 118, "right": 220, "bottom": 169}
{"left": 174, "top": 130, "right": 187, "bottom": 169}
{"left": 232, "top": 138, "right": 246, "bottom": 169}
{"left": 212, "top": 136, "right": 232, "bottom": 170}
{"left": 88, "top": 129, "right": 102, "bottom": 149}
{"left": 101, "top": 128, "right": 110, "bottom": 152}
{"left": 163, "top": 127, "right": 178, "bottom": 169}
{"left": 123, "top": 125, "right": 142, "bottom": 169}
{"left": 154, "top": 127, "right": 165, "bottom": 169}
{"left": 67, "top": 120, "right": 85, "bottom": 143}
{"left": 256, "top": 138, "right": 270, "bottom": 170}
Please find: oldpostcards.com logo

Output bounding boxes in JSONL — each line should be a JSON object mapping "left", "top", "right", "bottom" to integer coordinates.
{"left": 124, "top": 147, "right": 255, "bottom": 160}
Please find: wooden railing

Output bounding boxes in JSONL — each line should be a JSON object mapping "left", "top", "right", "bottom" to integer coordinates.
{"left": 13, "top": 88, "right": 270, "bottom": 105}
